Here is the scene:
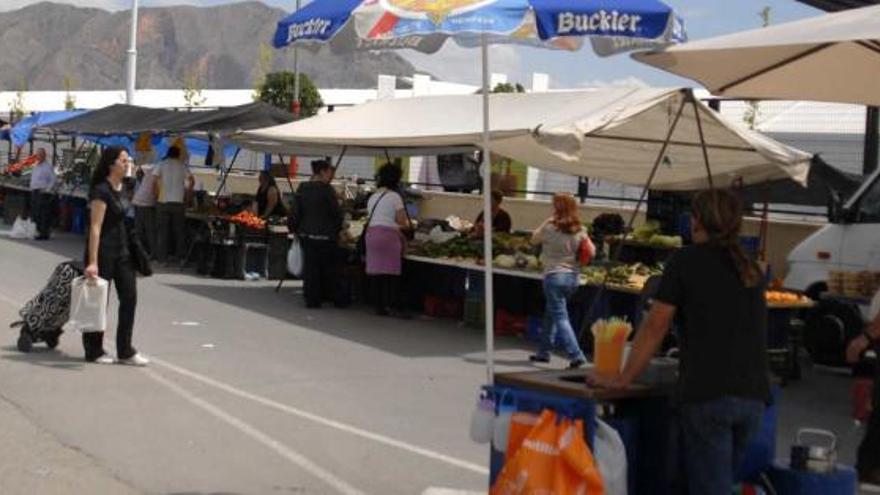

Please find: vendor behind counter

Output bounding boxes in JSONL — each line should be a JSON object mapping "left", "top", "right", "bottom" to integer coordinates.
{"left": 471, "top": 189, "right": 512, "bottom": 236}
{"left": 253, "top": 171, "right": 287, "bottom": 219}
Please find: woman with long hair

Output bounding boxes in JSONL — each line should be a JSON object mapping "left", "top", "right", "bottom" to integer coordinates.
{"left": 365, "top": 162, "right": 411, "bottom": 317}
{"left": 83, "top": 147, "right": 148, "bottom": 366}
{"left": 590, "top": 189, "right": 770, "bottom": 494}
{"left": 254, "top": 170, "right": 287, "bottom": 219}
{"left": 530, "top": 194, "right": 594, "bottom": 368}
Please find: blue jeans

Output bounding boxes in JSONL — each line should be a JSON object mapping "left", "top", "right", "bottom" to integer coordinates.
{"left": 537, "top": 272, "right": 585, "bottom": 362}
{"left": 680, "top": 397, "right": 765, "bottom": 495}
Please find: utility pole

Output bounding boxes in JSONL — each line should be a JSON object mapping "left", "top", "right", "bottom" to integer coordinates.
{"left": 125, "top": 0, "right": 139, "bottom": 104}
{"left": 292, "top": 0, "right": 302, "bottom": 117}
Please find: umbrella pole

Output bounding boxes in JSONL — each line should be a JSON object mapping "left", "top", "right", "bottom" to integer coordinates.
{"left": 690, "top": 94, "right": 715, "bottom": 190}
{"left": 579, "top": 95, "right": 689, "bottom": 342}
{"left": 481, "top": 33, "right": 495, "bottom": 385}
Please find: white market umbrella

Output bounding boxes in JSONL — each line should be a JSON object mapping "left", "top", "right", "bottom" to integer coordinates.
{"left": 633, "top": 4, "right": 880, "bottom": 106}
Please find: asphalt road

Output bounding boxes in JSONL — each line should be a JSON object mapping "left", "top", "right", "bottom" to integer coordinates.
{"left": 0, "top": 233, "right": 866, "bottom": 494}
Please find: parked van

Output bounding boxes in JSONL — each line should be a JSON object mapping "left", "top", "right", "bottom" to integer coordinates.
{"left": 784, "top": 167, "right": 880, "bottom": 365}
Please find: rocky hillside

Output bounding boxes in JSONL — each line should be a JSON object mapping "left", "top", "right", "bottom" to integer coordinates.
{"left": 0, "top": 1, "right": 419, "bottom": 90}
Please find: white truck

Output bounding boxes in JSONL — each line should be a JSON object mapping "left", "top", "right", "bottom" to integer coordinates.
{"left": 784, "top": 166, "right": 880, "bottom": 365}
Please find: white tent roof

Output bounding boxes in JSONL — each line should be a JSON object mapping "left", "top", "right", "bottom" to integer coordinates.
{"left": 633, "top": 5, "right": 880, "bottom": 106}
{"left": 234, "top": 87, "right": 811, "bottom": 191}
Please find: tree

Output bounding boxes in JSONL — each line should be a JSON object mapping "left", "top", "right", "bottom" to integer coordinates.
{"left": 9, "top": 78, "right": 27, "bottom": 123}
{"left": 257, "top": 71, "right": 324, "bottom": 118}
{"left": 252, "top": 42, "right": 274, "bottom": 101}
{"left": 492, "top": 82, "right": 526, "bottom": 94}
{"left": 63, "top": 75, "right": 77, "bottom": 111}
{"left": 744, "top": 7, "right": 772, "bottom": 130}
{"left": 183, "top": 69, "right": 207, "bottom": 108}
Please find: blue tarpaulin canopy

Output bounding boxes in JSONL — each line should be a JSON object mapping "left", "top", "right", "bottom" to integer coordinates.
{"left": 8, "top": 110, "right": 87, "bottom": 148}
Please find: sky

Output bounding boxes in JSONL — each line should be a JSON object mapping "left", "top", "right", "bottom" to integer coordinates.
{"left": 2, "top": 0, "right": 824, "bottom": 89}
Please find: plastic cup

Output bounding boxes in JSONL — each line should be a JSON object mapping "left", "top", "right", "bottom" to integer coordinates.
{"left": 594, "top": 336, "right": 626, "bottom": 376}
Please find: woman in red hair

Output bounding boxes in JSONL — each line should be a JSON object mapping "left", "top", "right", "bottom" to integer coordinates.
{"left": 530, "top": 194, "right": 594, "bottom": 368}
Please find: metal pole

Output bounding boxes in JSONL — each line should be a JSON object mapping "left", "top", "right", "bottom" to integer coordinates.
{"left": 864, "top": 106, "right": 879, "bottom": 175}
{"left": 579, "top": 95, "right": 689, "bottom": 342}
{"left": 125, "top": 0, "right": 139, "bottom": 104}
{"left": 480, "top": 34, "right": 495, "bottom": 385}
{"left": 292, "top": 0, "right": 302, "bottom": 117}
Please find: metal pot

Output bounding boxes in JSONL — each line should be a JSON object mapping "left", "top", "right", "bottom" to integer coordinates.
{"left": 790, "top": 428, "right": 837, "bottom": 474}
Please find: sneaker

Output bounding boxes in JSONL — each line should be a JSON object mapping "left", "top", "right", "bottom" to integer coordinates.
{"left": 118, "top": 353, "right": 150, "bottom": 367}
{"left": 93, "top": 354, "right": 116, "bottom": 365}
{"left": 529, "top": 354, "right": 550, "bottom": 364}
{"left": 568, "top": 359, "right": 587, "bottom": 369}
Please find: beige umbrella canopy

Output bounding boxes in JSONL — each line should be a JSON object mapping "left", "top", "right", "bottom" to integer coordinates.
{"left": 633, "top": 4, "right": 880, "bottom": 106}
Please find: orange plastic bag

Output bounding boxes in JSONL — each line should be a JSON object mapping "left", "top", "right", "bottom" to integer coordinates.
{"left": 492, "top": 409, "right": 605, "bottom": 495}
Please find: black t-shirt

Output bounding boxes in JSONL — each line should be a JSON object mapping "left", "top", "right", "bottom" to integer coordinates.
{"left": 654, "top": 244, "right": 771, "bottom": 404}
{"left": 476, "top": 208, "right": 512, "bottom": 233}
{"left": 88, "top": 181, "right": 129, "bottom": 259}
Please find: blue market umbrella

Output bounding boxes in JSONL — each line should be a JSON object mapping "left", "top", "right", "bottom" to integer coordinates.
{"left": 273, "top": 0, "right": 686, "bottom": 382}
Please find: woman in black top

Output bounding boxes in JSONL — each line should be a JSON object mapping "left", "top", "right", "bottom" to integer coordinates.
{"left": 84, "top": 147, "right": 148, "bottom": 366}
{"left": 590, "top": 189, "right": 770, "bottom": 495}
{"left": 254, "top": 171, "right": 287, "bottom": 219}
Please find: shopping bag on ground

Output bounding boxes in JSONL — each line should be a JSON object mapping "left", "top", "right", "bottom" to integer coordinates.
{"left": 594, "top": 419, "right": 628, "bottom": 495}
{"left": 491, "top": 409, "right": 605, "bottom": 495}
{"left": 9, "top": 216, "right": 30, "bottom": 239}
{"left": 63, "top": 277, "right": 108, "bottom": 333}
{"left": 287, "top": 237, "right": 303, "bottom": 278}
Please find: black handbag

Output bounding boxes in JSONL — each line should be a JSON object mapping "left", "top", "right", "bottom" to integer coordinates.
{"left": 126, "top": 224, "right": 153, "bottom": 277}
{"left": 355, "top": 190, "right": 388, "bottom": 264}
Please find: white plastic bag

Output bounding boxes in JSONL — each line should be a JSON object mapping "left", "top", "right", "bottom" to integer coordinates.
{"left": 64, "top": 277, "right": 109, "bottom": 333}
{"left": 9, "top": 216, "right": 30, "bottom": 239}
{"left": 287, "top": 237, "right": 303, "bottom": 277}
{"left": 25, "top": 219, "right": 36, "bottom": 239}
{"left": 468, "top": 396, "right": 495, "bottom": 444}
{"left": 595, "top": 418, "right": 628, "bottom": 495}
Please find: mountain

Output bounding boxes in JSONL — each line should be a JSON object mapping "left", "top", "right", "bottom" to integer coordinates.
{"left": 0, "top": 1, "right": 421, "bottom": 91}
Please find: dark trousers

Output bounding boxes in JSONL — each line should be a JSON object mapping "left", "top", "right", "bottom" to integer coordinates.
{"left": 301, "top": 238, "right": 340, "bottom": 307}
{"left": 679, "top": 397, "right": 764, "bottom": 495}
{"left": 134, "top": 206, "right": 157, "bottom": 257}
{"left": 858, "top": 371, "right": 880, "bottom": 478}
{"left": 82, "top": 255, "right": 138, "bottom": 361}
{"left": 31, "top": 191, "right": 54, "bottom": 238}
{"left": 371, "top": 274, "right": 402, "bottom": 313}
{"left": 156, "top": 202, "right": 186, "bottom": 262}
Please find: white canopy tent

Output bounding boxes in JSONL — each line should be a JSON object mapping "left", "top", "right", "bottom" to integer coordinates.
{"left": 632, "top": 5, "right": 880, "bottom": 107}
{"left": 234, "top": 87, "right": 810, "bottom": 190}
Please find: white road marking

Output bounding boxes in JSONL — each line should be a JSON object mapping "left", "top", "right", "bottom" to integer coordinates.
{"left": 0, "top": 292, "right": 23, "bottom": 309}
{"left": 144, "top": 369, "right": 365, "bottom": 495}
{"left": 0, "top": 289, "right": 488, "bottom": 476}
{"left": 150, "top": 356, "right": 489, "bottom": 476}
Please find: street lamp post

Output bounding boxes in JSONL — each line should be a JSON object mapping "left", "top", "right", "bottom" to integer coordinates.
{"left": 292, "top": 0, "right": 301, "bottom": 117}
{"left": 125, "top": 0, "right": 139, "bottom": 105}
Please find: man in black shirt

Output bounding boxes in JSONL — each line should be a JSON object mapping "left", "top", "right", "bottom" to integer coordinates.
{"left": 590, "top": 189, "right": 770, "bottom": 495}
{"left": 291, "top": 160, "right": 343, "bottom": 309}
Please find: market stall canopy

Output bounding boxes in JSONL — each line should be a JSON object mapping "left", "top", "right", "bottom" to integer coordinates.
{"left": 48, "top": 102, "right": 295, "bottom": 136}
{"left": 233, "top": 87, "right": 811, "bottom": 191}
{"left": 7, "top": 110, "right": 88, "bottom": 147}
{"left": 740, "top": 155, "right": 861, "bottom": 208}
{"left": 632, "top": 5, "right": 880, "bottom": 106}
